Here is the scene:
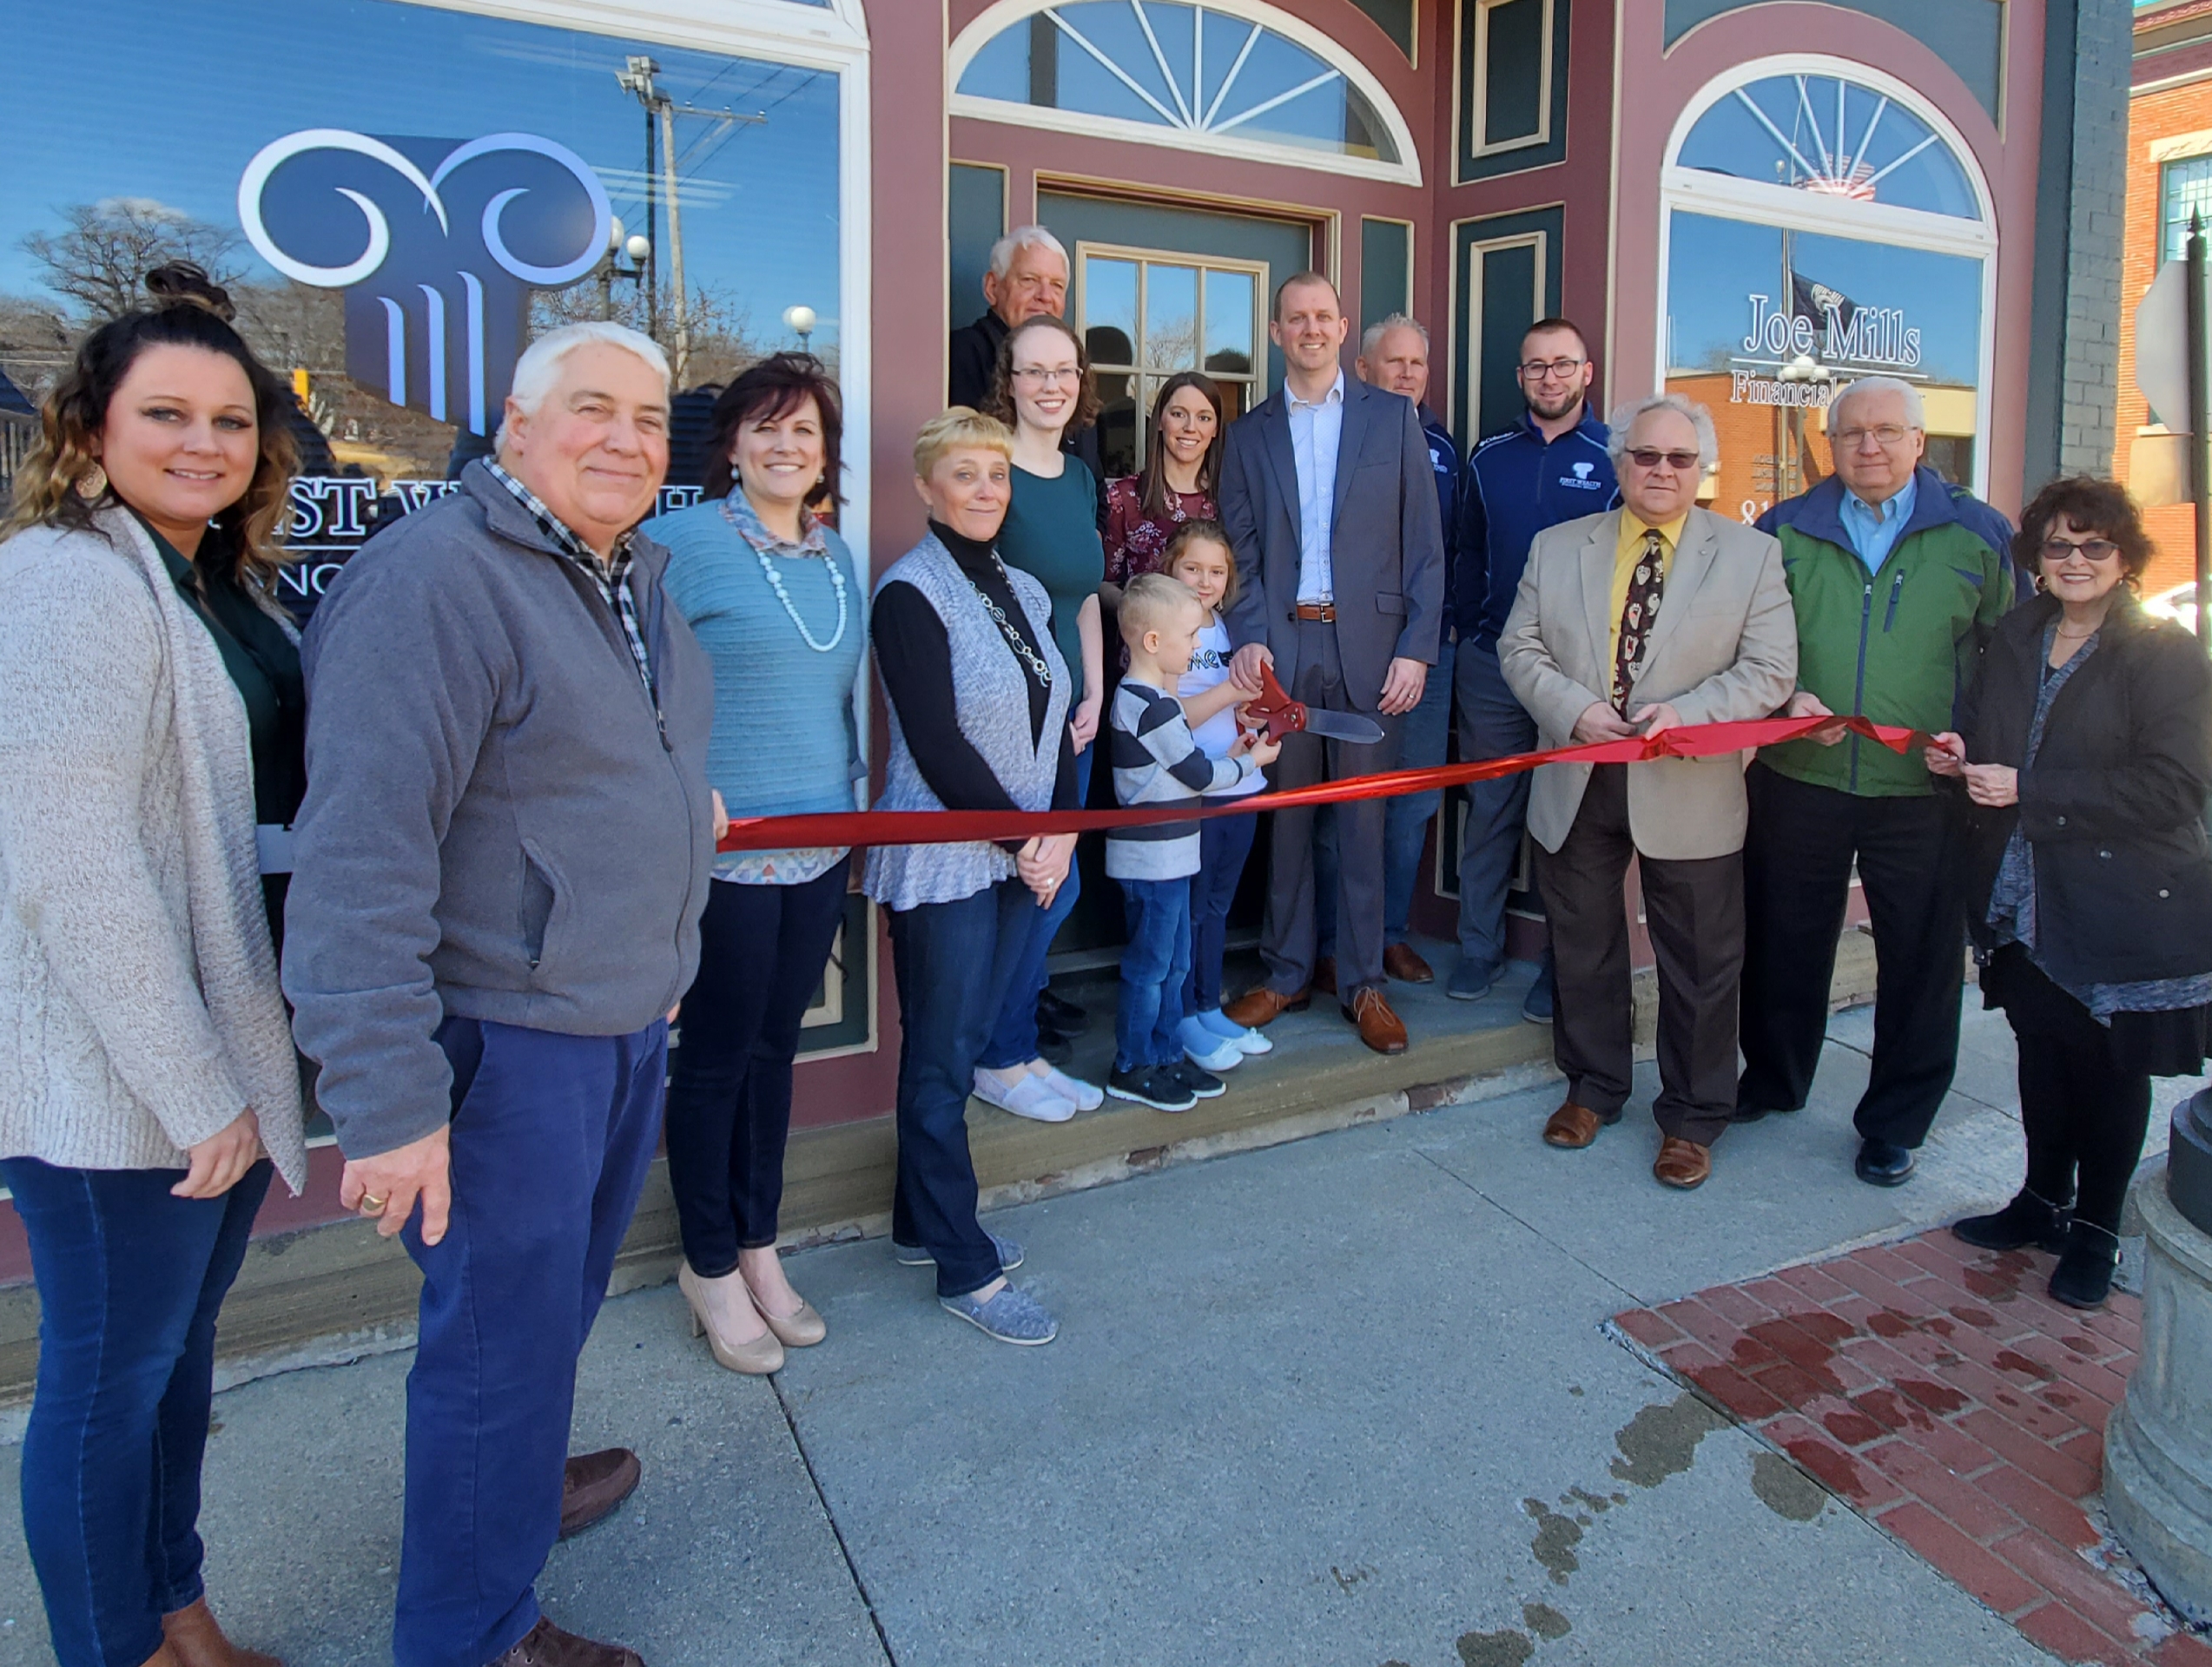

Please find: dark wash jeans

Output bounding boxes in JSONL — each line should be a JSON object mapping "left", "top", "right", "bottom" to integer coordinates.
{"left": 888, "top": 879, "right": 1032, "bottom": 1297}
{"left": 1185, "top": 804, "right": 1259, "bottom": 1015}
{"left": 3, "top": 1155, "right": 273, "bottom": 1667}
{"left": 396, "top": 1017, "right": 666, "bottom": 1667}
{"left": 1117, "top": 875, "right": 1193, "bottom": 1071}
{"left": 664, "top": 860, "right": 851, "bottom": 1274}
{"left": 981, "top": 747, "right": 1094, "bottom": 1069}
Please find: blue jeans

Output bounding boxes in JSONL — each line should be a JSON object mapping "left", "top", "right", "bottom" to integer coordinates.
{"left": 3, "top": 1156, "right": 273, "bottom": 1667}
{"left": 1454, "top": 638, "right": 1540, "bottom": 972}
{"left": 1185, "top": 804, "right": 1259, "bottom": 1013}
{"left": 1316, "top": 637, "right": 1453, "bottom": 957}
{"left": 1116, "top": 875, "right": 1193, "bottom": 1071}
{"left": 664, "top": 860, "right": 851, "bottom": 1271}
{"left": 888, "top": 880, "right": 1032, "bottom": 1297}
{"left": 980, "top": 747, "right": 1093, "bottom": 1069}
{"left": 396, "top": 1017, "right": 668, "bottom": 1667}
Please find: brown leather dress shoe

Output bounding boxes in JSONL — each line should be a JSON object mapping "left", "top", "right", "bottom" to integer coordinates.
{"left": 1311, "top": 957, "right": 1337, "bottom": 996}
{"left": 489, "top": 1617, "right": 644, "bottom": 1667}
{"left": 1382, "top": 943, "right": 1434, "bottom": 984}
{"left": 1343, "top": 987, "right": 1408, "bottom": 1054}
{"left": 558, "top": 1448, "right": 641, "bottom": 1539}
{"left": 1542, "top": 1100, "right": 1618, "bottom": 1149}
{"left": 161, "top": 1599, "right": 280, "bottom": 1667}
{"left": 1223, "top": 985, "right": 1308, "bottom": 1027}
{"left": 1654, "top": 1137, "right": 1713, "bottom": 1189}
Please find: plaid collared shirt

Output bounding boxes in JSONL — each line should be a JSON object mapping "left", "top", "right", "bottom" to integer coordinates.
{"left": 485, "top": 461, "right": 656, "bottom": 702}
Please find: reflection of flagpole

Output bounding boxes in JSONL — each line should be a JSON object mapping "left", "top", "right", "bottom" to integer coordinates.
{"left": 1778, "top": 226, "right": 1793, "bottom": 498}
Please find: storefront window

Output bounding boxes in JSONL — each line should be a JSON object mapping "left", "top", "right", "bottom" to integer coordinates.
{"left": 1661, "top": 63, "right": 1995, "bottom": 521}
{"left": 951, "top": 1, "right": 1417, "bottom": 181}
{"left": 2163, "top": 155, "right": 2212, "bottom": 261}
{"left": 0, "top": 0, "right": 846, "bottom": 610}
{"left": 1078, "top": 247, "right": 1261, "bottom": 476}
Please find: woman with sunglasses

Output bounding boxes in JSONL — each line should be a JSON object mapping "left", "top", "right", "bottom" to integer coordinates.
{"left": 1931, "top": 478, "right": 2212, "bottom": 1309}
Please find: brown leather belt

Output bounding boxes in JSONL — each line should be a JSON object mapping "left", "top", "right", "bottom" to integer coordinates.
{"left": 1293, "top": 601, "right": 1336, "bottom": 622}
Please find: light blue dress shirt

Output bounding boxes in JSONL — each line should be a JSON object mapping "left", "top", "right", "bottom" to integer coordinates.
{"left": 1839, "top": 471, "right": 1918, "bottom": 573}
{"left": 1287, "top": 370, "right": 1346, "bottom": 603}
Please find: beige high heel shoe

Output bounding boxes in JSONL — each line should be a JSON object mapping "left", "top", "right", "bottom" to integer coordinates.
{"left": 745, "top": 1275, "right": 827, "bottom": 1348}
{"left": 677, "top": 1263, "right": 783, "bottom": 1374}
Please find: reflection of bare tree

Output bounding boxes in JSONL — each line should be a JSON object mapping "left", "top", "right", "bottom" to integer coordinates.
{"left": 22, "top": 200, "right": 245, "bottom": 323}
{"left": 1148, "top": 314, "right": 1198, "bottom": 373}
{"left": 529, "top": 279, "right": 794, "bottom": 392}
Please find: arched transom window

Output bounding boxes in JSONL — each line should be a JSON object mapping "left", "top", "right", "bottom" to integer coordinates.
{"left": 949, "top": 1, "right": 1420, "bottom": 183}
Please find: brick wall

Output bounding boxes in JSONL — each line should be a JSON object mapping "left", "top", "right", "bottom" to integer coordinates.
{"left": 2114, "top": 67, "right": 2212, "bottom": 594}
{"left": 2066, "top": 0, "right": 2136, "bottom": 484}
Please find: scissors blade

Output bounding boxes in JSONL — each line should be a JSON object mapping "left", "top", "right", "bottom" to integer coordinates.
{"left": 1299, "top": 708, "right": 1386, "bottom": 745}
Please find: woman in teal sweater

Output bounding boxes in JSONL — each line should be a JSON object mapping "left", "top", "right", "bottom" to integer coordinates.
{"left": 648, "top": 354, "right": 863, "bottom": 1375}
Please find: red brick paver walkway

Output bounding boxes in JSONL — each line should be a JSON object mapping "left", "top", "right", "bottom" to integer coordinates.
{"left": 1614, "top": 1228, "right": 2212, "bottom": 1666}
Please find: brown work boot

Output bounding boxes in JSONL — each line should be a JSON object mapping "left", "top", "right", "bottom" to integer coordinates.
{"left": 1382, "top": 943, "right": 1433, "bottom": 984}
{"left": 559, "top": 1447, "right": 641, "bottom": 1539}
{"left": 488, "top": 1617, "right": 644, "bottom": 1667}
{"left": 1343, "top": 987, "right": 1408, "bottom": 1054}
{"left": 1223, "top": 985, "right": 1308, "bottom": 1027}
{"left": 162, "top": 1598, "right": 281, "bottom": 1667}
{"left": 1542, "top": 1100, "right": 1617, "bottom": 1150}
{"left": 1654, "top": 1137, "right": 1713, "bottom": 1189}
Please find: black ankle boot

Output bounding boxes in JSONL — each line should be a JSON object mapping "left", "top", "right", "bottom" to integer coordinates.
{"left": 1952, "top": 1188, "right": 2071, "bottom": 1255}
{"left": 2049, "top": 1221, "right": 2122, "bottom": 1310}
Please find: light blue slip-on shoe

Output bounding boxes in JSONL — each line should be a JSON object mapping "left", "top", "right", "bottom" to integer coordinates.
{"left": 939, "top": 1282, "right": 1059, "bottom": 1345}
{"left": 1177, "top": 1017, "right": 1242, "bottom": 1072}
{"left": 892, "top": 1232, "right": 1024, "bottom": 1272}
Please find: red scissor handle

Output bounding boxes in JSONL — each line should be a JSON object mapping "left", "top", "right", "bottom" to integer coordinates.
{"left": 1243, "top": 662, "right": 1310, "bottom": 744}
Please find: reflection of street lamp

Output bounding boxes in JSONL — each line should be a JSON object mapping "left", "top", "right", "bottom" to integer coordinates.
{"left": 782, "top": 304, "right": 816, "bottom": 352}
{"left": 598, "top": 217, "right": 651, "bottom": 321}
{"left": 1775, "top": 354, "right": 1833, "bottom": 495}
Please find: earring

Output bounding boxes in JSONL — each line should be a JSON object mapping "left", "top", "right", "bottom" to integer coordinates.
{"left": 75, "top": 463, "right": 108, "bottom": 501}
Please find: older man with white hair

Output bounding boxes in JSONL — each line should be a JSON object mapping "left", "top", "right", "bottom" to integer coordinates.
{"left": 948, "top": 224, "right": 1104, "bottom": 492}
{"left": 1735, "top": 374, "right": 2015, "bottom": 1188}
{"left": 1501, "top": 393, "right": 1796, "bottom": 1189}
{"left": 286, "top": 322, "right": 715, "bottom": 1667}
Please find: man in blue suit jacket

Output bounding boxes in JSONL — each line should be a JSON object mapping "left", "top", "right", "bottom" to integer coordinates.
{"left": 1218, "top": 273, "right": 1446, "bottom": 1054}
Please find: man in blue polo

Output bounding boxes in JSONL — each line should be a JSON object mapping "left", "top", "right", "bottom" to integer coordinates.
{"left": 1449, "top": 317, "right": 1617, "bottom": 1011}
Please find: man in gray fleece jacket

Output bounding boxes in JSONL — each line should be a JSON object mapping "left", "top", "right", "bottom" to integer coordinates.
{"left": 284, "top": 323, "right": 713, "bottom": 1667}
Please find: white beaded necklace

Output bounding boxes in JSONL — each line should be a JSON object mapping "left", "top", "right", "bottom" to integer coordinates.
{"left": 723, "top": 493, "right": 848, "bottom": 655}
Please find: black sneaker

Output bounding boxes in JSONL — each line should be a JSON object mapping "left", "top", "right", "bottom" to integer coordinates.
{"left": 1107, "top": 1064, "right": 1198, "bottom": 1111}
{"left": 1165, "top": 1058, "right": 1226, "bottom": 1099}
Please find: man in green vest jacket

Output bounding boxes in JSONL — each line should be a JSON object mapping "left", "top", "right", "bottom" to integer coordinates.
{"left": 1733, "top": 376, "right": 2016, "bottom": 1188}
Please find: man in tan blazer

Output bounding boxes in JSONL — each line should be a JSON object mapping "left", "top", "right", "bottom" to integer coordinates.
{"left": 1500, "top": 392, "right": 1797, "bottom": 1189}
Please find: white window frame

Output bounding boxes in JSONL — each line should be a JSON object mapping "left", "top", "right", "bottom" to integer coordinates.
{"left": 1655, "top": 55, "right": 1997, "bottom": 497}
{"left": 947, "top": 0, "right": 1423, "bottom": 187}
{"left": 1464, "top": 0, "right": 1554, "bottom": 161}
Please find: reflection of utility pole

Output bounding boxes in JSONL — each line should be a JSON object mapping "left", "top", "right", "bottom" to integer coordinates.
{"left": 617, "top": 55, "right": 758, "bottom": 387}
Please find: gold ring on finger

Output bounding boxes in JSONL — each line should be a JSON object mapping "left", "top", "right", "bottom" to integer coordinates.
{"left": 360, "top": 1194, "right": 388, "bottom": 1212}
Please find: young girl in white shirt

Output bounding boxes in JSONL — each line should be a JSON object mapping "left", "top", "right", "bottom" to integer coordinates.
{"left": 1163, "top": 520, "right": 1274, "bottom": 1070}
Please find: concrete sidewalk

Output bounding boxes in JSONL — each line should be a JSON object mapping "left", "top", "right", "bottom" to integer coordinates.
{"left": 0, "top": 999, "right": 2202, "bottom": 1667}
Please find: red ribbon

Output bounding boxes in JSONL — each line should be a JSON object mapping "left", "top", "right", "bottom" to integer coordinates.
{"left": 717, "top": 714, "right": 1927, "bottom": 852}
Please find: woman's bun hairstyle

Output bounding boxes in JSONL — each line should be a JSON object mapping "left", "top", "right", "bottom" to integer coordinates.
{"left": 142, "top": 260, "right": 236, "bottom": 323}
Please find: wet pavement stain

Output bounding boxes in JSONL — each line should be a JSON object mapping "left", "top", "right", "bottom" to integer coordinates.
{"left": 1752, "top": 1450, "right": 1830, "bottom": 1522}
{"left": 1609, "top": 1391, "right": 1728, "bottom": 1489}
{"left": 1456, "top": 1629, "right": 1535, "bottom": 1667}
{"left": 1566, "top": 1485, "right": 1627, "bottom": 1514}
{"left": 1895, "top": 1377, "right": 1969, "bottom": 1416}
{"left": 1522, "top": 1498, "right": 1583, "bottom": 1585}
{"left": 1522, "top": 1602, "right": 1572, "bottom": 1641}
{"left": 1993, "top": 1349, "right": 2053, "bottom": 1380}
{"left": 1779, "top": 1432, "right": 1883, "bottom": 1503}
{"left": 1818, "top": 1406, "right": 1885, "bottom": 1446}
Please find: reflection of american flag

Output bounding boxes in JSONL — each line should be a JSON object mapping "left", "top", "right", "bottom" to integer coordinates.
{"left": 1802, "top": 161, "right": 1877, "bottom": 201}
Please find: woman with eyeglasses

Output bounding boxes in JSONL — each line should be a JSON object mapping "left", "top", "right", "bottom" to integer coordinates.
{"left": 967, "top": 316, "right": 1108, "bottom": 1124}
{"left": 1930, "top": 478, "right": 2212, "bottom": 1309}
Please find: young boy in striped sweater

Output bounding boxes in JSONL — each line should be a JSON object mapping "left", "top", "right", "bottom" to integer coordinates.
{"left": 1106, "top": 573, "right": 1280, "bottom": 1110}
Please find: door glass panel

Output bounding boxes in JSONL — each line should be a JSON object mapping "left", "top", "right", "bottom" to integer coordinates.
{"left": 1145, "top": 264, "right": 1199, "bottom": 370}
{"left": 1084, "top": 256, "right": 1139, "bottom": 369}
{"left": 1204, "top": 268, "right": 1256, "bottom": 375}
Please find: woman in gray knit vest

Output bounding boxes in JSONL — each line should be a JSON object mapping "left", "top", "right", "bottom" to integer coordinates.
{"left": 866, "top": 410, "right": 1081, "bottom": 1344}
{"left": 0, "top": 266, "right": 306, "bottom": 1667}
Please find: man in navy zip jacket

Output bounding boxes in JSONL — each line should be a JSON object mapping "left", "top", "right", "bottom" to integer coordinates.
{"left": 1451, "top": 318, "right": 1618, "bottom": 1011}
